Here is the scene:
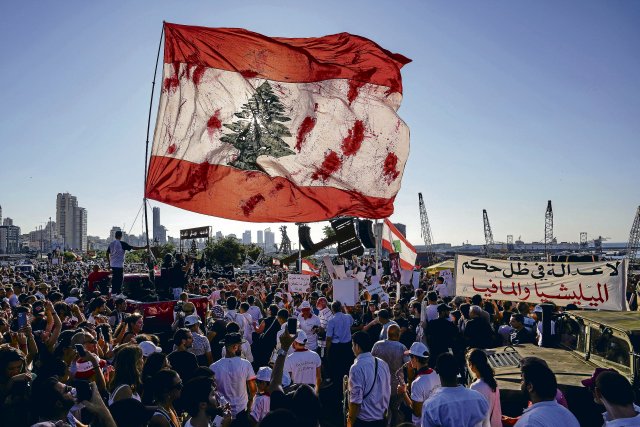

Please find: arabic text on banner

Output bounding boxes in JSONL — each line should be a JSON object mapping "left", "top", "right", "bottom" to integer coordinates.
{"left": 455, "top": 255, "right": 628, "bottom": 311}
{"left": 287, "top": 274, "right": 311, "bottom": 293}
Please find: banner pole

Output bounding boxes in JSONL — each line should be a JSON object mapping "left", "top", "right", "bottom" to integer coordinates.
{"left": 298, "top": 223, "right": 302, "bottom": 273}
{"left": 143, "top": 22, "right": 165, "bottom": 249}
{"left": 375, "top": 219, "right": 380, "bottom": 275}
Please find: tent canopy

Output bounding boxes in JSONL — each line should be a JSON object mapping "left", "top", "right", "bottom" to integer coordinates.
{"left": 425, "top": 259, "right": 455, "bottom": 273}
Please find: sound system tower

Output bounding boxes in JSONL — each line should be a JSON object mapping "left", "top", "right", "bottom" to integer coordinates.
{"left": 298, "top": 225, "right": 314, "bottom": 251}
{"left": 357, "top": 219, "right": 376, "bottom": 248}
{"left": 330, "top": 218, "right": 364, "bottom": 257}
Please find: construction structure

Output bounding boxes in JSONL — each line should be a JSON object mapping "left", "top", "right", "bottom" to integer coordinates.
{"left": 544, "top": 200, "right": 553, "bottom": 259}
{"left": 507, "top": 235, "right": 514, "bottom": 251}
{"left": 418, "top": 193, "right": 436, "bottom": 266}
{"left": 278, "top": 226, "right": 292, "bottom": 254}
{"left": 580, "top": 232, "right": 588, "bottom": 249}
{"left": 483, "top": 209, "right": 495, "bottom": 256}
{"left": 626, "top": 205, "right": 640, "bottom": 267}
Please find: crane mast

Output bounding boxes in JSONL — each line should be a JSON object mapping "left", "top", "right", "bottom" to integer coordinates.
{"left": 544, "top": 200, "right": 553, "bottom": 259}
{"left": 483, "top": 209, "right": 495, "bottom": 256}
{"left": 418, "top": 193, "right": 435, "bottom": 265}
{"left": 626, "top": 205, "right": 640, "bottom": 267}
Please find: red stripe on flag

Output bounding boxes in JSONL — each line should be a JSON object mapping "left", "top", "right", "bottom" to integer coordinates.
{"left": 145, "top": 156, "right": 395, "bottom": 222}
{"left": 383, "top": 219, "right": 416, "bottom": 252}
{"left": 163, "top": 23, "right": 411, "bottom": 94}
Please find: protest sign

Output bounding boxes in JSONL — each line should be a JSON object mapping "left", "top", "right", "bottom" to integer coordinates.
{"left": 412, "top": 271, "right": 421, "bottom": 289}
{"left": 333, "top": 278, "right": 358, "bottom": 306}
{"left": 436, "top": 269, "right": 454, "bottom": 296}
{"left": 323, "top": 255, "right": 338, "bottom": 279}
{"left": 334, "top": 264, "right": 347, "bottom": 279}
{"left": 288, "top": 274, "right": 311, "bottom": 293}
{"left": 389, "top": 252, "right": 401, "bottom": 282}
{"left": 400, "top": 269, "right": 413, "bottom": 285}
{"left": 365, "top": 275, "right": 383, "bottom": 297}
{"left": 455, "top": 255, "right": 628, "bottom": 311}
{"left": 355, "top": 271, "right": 367, "bottom": 285}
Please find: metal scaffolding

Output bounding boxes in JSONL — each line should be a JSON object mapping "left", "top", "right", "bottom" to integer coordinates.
{"left": 418, "top": 193, "right": 435, "bottom": 265}
{"left": 544, "top": 201, "right": 553, "bottom": 259}
{"left": 483, "top": 209, "right": 495, "bottom": 256}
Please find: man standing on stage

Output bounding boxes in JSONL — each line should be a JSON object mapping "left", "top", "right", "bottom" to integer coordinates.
{"left": 106, "top": 230, "right": 148, "bottom": 297}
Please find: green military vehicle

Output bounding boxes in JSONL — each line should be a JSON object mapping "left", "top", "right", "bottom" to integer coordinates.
{"left": 486, "top": 310, "right": 639, "bottom": 427}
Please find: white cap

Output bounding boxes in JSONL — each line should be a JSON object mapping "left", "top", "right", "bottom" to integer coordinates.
{"left": 405, "top": 341, "right": 429, "bottom": 358}
{"left": 256, "top": 366, "right": 272, "bottom": 382}
{"left": 294, "top": 330, "right": 308, "bottom": 345}
{"left": 64, "top": 297, "right": 79, "bottom": 305}
{"left": 139, "top": 341, "right": 162, "bottom": 357}
{"left": 184, "top": 314, "right": 202, "bottom": 327}
{"left": 275, "top": 292, "right": 283, "bottom": 299}
{"left": 299, "top": 301, "right": 311, "bottom": 309}
{"left": 533, "top": 305, "right": 543, "bottom": 313}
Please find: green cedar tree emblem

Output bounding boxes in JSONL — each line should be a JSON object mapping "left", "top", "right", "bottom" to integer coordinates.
{"left": 220, "top": 81, "right": 295, "bottom": 172}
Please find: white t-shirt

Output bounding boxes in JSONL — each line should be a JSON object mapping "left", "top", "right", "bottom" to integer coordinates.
{"left": 426, "top": 304, "right": 439, "bottom": 322}
{"left": 284, "top": 349, "right": 321, "bottom": 387}
{"left": 410, "top": 369, "right": 441, "bottom": 426}
{"left": 250, "top": 393, "right": 271, "bottom": 423}
{"left": 421, "top": 386, "right": 488, "bottom": 427}
{"left": 210, "top": 357, "right": 256, "bottom": 416}
{"left": 514, "top": 400, "right": 579, "bottom": 427}
{"left": 241, "top": 312, "right": 254, "bottom": 344}
{"left": 224, "top": 310, "right": 246, "bottom": 331}
{"left": 469, "top": 379, "right": 502, "bottom": 427}
{"left": 297, "top": 314, "right": 321, "bottom": 350}
{"left": 107, "top": 240, "right": 126, "bottom": 268}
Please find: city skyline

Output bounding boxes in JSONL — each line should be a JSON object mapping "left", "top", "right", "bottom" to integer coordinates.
{"left": 1, "top": 2, "right": 638, "bottom": 248}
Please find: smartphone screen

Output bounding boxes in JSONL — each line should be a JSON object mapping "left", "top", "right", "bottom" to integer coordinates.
{"left": 287, "top": 317, "right": 297, "bottom": 334}
{"left": 17, "top": 312, "right": 27, "bottom": 329}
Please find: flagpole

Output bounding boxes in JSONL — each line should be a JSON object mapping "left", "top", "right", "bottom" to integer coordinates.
{"left": 297, "top": 223, "right": 302, "bottom": 273}
{"left": 143, "top": 22, "right": 165, "bottom": 250}
{"left": 375, "top": 219, "right": 380, "bottom": 275}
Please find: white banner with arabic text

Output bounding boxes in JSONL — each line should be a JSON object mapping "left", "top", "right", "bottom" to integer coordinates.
{"left": 455, "top": 255, "right": 628, "bottom": 311}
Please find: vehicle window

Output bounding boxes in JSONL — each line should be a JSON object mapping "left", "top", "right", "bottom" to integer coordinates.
{"left": 559, "top": 316, "right": 584, "bottom": 352}
{"left": 590, "top": 327, "right": 631, "bottom": 371}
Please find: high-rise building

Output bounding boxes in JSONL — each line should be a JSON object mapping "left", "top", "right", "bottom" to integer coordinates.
{"left": 257, "top": 230, "right": 264, "bottom": 245}
{"left": 0, "top": 205, "right": 2, "bottom": 225}
{"left": 152, "top": 207, "right": 167, "bottom": 244}
{"left": 215, "top": 231, "right": 223, "bottom": 240}
{"left": 3, "top": 217, "right": 13, "bottom": 226}
{"left": 264, "top": 228, "right": 275, "bottom": 251}
{"left": 0, "top": 224, "right": 20, "bottom": 254}
{"left": 242, "top": 230, "right": 251, "bottom": 245}
{"left": 56, "top": 193, "right": 88, "bottom": 251}
{"left": 109, "top": 226, "right": 123, "bottom": 241}
{"left": 393, "top": 223, "right": 407, "bottom": 238}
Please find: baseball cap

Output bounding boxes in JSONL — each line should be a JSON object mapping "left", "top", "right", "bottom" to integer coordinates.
{"left": 184, "top": 314, "right": 202, "bottom": 327}
{"left": 581, "top": 367, "right": 616, "bottom": 389}
{"left": 405, "top": 342, "right": 429, "bottom": 358}
{"left": 300, "top": 301, "right": 311, "bottom": 310}
{"left": 139, "top": 341, "right": 162, "bottom": 357}
{"left": 295, "top": 330, "right": 308, "bottom": 344}
{"left": 533, "top": 305, "right": 543, "bottom": 313}
{"left": 256, "top": 366, "right": 272, "bottom": 382}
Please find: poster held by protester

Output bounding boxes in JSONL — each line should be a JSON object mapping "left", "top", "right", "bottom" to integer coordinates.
{"left": 412, "top": 271, "right": 421, "bottom": 289}
{"left": 288, "top": 274, "right": 311, "bottom": 293}
{"left": 389, "top": 252, "right": 401, "bottom": 282}
{"left": 323, "top": 255, "right": 339, "bottom": 279}
{"left": 400, "top": 269, "right": 413, "bottom": 285}
{"left": 333, "top": 278, "right": 358, "bottom": 306}
{"left": 455, "top": 255, "right": 628, "bottom": 311}
{"left": 366, "top": 275, "right": 383, "bottom": 297}
{"left": 436, "top": 269, "right": 454, "bottom": 297}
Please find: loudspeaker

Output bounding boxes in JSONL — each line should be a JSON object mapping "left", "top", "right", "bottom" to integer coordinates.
{"left": 357, "top": 219, "right": 376, "bottom": 248}
{"left": 298, "top": 225, "right": 314, "bottom": 251}
{"left": 330, "top": 218, "right": 364, "bottom": 257}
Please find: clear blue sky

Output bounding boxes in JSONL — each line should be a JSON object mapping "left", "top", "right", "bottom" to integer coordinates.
{"left": 1, "top": 1, "right": 638, "bottom": 246}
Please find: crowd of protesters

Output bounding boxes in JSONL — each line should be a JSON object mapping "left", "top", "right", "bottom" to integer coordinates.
{"left": 0, "top": 247, "right": 638, "bottom": 427}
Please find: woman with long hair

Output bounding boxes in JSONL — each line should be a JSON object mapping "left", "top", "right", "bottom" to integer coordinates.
{"left": 108, "top": 344, "right": 143, "bottom": 405}
{"left": 141, "top": 352, "right": 170, "bottom": 405}
{"left": 466, "top": 348, "right": 502, "bottom": 427}
{"left": 114, "top": 313, "right": 143, "bottom": 345}
{"left": 148, "top": 369, "right": 182, "bottom": 427}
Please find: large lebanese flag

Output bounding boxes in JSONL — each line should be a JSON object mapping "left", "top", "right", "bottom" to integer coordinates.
{"left": 381, "top": 219, "right": 417, "bottom": 270}
{"left": 145, "top": 23, "right": 411, "bottom": 222}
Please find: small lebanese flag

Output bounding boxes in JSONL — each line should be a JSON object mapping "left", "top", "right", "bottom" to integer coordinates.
{"left": 301, "top": 259, "right": 319, "bottom": 276}
{"left": 145, "top": 23, "right": 411, "bottom": 222}
{"left": 381, "top": 219, "right": 417, "bottom": 270}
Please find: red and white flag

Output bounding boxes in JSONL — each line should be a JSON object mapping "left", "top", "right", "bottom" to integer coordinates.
{"left": 381, "top": 219, "right": 417, "bottom": 270}
{"left": 145, "top": 23, "right": 411, "bottom": 222}
{"left": 301, "top": 259, "right": 319, "bottom": 276}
